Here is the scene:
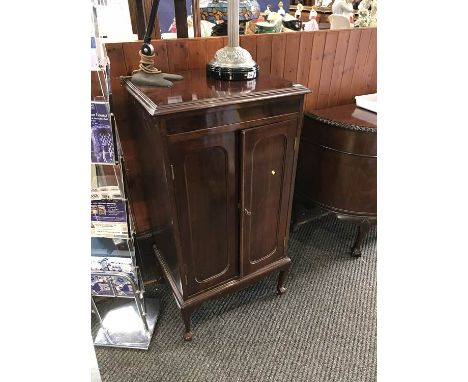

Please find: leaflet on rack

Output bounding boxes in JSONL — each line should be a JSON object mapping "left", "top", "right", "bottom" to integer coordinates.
{"left": 91, "top": 199, "right": 129, "bottom": 239}
{"left": 91, "top": 101, "right": 115, "bottom": 164}
{"left": 91, "top": 256, "right": 138, "bottom": 297}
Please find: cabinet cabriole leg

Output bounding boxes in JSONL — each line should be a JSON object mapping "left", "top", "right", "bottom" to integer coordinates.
{"left": 181, "top": 307, "right": 193, "bottom": 341}
{"left": 276, "top": 265, "right": 290, "bottom": 295}
{"left": 351, "top": 220, "right": 372, "bottom": 258}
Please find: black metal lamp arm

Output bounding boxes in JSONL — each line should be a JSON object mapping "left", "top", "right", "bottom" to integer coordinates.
{"left": 141, "top": 0, "right": 160, "bottom": 56}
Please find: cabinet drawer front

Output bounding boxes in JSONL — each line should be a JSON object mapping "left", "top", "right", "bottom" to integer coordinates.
{"left": 164, "top": 97, "right": 300, "bottom": 136}
{"left": 169, "top": 132, "right": 239, "bottom": 297}
{"left": 241, "top": 120, "right": 298, "bottom": 275}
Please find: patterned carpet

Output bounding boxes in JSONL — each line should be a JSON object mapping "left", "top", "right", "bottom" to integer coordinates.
{"left": 94, "top": 214, "right": 377, "bottom": 382}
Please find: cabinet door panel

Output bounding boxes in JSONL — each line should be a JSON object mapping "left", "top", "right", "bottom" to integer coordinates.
{"left": 241, "top": 120, "right": 298, "bottom": 275}
{"left": 170, "top": 133, "right": 239, "bottom": 296}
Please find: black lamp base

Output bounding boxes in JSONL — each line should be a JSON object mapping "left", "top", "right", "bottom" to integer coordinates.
{"left": 206, "top": 63, "right": 259, "bottom": 81}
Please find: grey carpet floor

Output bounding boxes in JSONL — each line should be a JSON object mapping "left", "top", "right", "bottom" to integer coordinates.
{"left": 94, "top": 214, "right": 377, "bottom": 382}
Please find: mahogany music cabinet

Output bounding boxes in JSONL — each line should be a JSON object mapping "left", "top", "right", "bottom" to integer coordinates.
{"left": 122, "top": 70, "right": 309, "bottom": 340}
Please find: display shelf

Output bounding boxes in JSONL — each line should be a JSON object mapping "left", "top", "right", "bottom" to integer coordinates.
{"left": 91, "top": 237, "right": 134, "bottom": 258}
{"left": 91, "top": 3, "right": 159, "bottom": 350}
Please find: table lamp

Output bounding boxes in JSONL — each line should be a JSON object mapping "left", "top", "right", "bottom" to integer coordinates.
{"left": 131, "top": 0, "right": 183, "bottom": 87}
{"left": 206, "top": 0, "right": 260, "bottom": 81}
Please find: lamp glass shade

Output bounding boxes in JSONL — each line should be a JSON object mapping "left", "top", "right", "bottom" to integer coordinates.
{"left": 201, "top": 1, "right": 261, "bottom": 23}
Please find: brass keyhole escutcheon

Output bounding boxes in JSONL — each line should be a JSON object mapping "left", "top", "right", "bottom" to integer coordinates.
{"left": 271, "top": 170, "right": 276, "bottom": 175}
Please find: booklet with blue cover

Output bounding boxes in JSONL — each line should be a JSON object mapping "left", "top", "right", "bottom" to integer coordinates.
{"left": 91, "top": 101, "right": 114, "bottom": 164}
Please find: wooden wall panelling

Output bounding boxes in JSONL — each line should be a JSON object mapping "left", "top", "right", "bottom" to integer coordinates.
{"left": 187, "top": 38, "right": 208, "bottom": 70}
{"left": 153, "top": 39, "right": 170, "bottom": 73}
{"left": 270, "top": 33, "right": 287, "bottom": 78}
{"left": 338, "top": 28, "right": 362, "bottom": 105}
{"left": 239, "top": 34, "right": 257, "bottom": 61}
{"left": 349, "top": 28, "right": 373, "bottom": 102}
{"left": 282, "top": 33, "right": 301, "bottom": 83}
{"left": 167, "top": 39, "right": 190, "bottom": 72}
{"left": 327, "top": 29, "right": 350, "bottom": 107}
{"left": 106, "top": 43, "right": 130, "bottom": 120}
{"left": 121, "top": 41, "right": 143, "bottom": 74}
{"left": 304, "top": 30, "right": 327, "bottom": 111}
{"left": 296, "top": 32, "right": 314, "bottom": 87}
{"left": 255, "top": 34, "right": 273, "bottom": 77}
{"left": 365, "top": 28, "right": 377, "bottom": 94}
{"left": 315, "top": 30, "right": 339, "bottom": 109}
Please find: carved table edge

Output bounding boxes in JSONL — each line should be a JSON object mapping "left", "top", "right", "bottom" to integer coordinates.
{"left": 305, "top": 111, "right": 377, "bottom": 133}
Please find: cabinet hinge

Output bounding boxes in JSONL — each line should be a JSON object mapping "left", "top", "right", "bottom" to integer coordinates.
{"left": 294, "top": 137, "right": 298, "bottom": 151}
{"left": 170, "top": 164, "right": 175, "bottom": 180}
{"left": 284, "top": 237, "right": 287, "bottom": 249}
{"left": 184, "top": 274, "right": 188, "bottom": 285}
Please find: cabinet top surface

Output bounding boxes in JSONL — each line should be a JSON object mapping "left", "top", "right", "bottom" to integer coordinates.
{"left": 122, "top": 69, "right": 310, "bottom": 116}
{"left": 307, "top": 103, "right": 377, "bottom": 130}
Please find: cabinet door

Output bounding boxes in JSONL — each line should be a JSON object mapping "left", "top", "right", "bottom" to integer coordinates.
{"left": 169, "top": 132, "right": 239, "bottom": 296}
{"left": 241, "top": 120, "right": 298, "bottom": 275}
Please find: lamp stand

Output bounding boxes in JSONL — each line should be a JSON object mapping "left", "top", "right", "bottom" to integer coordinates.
{"left": 131, "top": 0, "right": 183, "bottom": 87}
{"left": 206, "top": 0, "right": 259, "bottom": 81}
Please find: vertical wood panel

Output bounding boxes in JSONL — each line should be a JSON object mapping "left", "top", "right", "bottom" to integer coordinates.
{"left": 270, "top": 34, "right": 287, "bottom": 78}
{"left": 296, "top": 32, "right": 314, "bottom": 86}
{"left": 240, "top": 34, "right": 257, "bottom": 61}
{"left": 153, "top": 40, "right": 170, "bottom": 73}
{"left": 316, "top": 31, "right": 339, "bottom": 109}
{"left": 305, "top": 30, "right": 327, "bottom": 111}
{"left": 106, "top": 43, "right": 128, "bottom": 76}
{"left": 255, "top": 34, "right": 273, "bottom": 77}
{"left": 327, "top": 29, "right": 350, "bottom": 107}
{"left": 349, "top": 28, "right": 372, "bottom": 101}
{"left": 283, "top": 33, "right": 300, "bottom": 82}
{"left": 121, "top": 41, "right": 142, "bottom": 74}
{"left": 366, "top": 28, "right": 378, "bottom": 94}
{"left": 187, "top": 38, "right": 208, "bottom": 69}
{"left": 167, "top": 39, "right": 190, "bottom": 72}
{"left": 105, "top": 43, "right": 129, "bottom": 119}
{"left": 338, "top": 29, "right": 362, "bottom": 105}
{"left": 369, "top": 55, "right": 377, "bottom": 94}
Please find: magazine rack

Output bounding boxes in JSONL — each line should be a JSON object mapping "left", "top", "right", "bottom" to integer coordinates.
{"left": 91, "top": 4, "right": 159, "bottom": 350}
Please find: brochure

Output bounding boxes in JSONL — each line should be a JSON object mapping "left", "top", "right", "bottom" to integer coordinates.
{"left": 91, "top": 257, "right": 138, "bottom": 297}
{"left": 91, "top": 101, "right": 115, "bottom": 164}
{"left": 91, "top": 199, "right": 128, "bottom": 239}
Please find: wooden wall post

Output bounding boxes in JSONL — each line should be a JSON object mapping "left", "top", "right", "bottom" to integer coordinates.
{"left": 192, "top": 0, "right": 201, "bottom": 38}
{"left": 174, "top": 0, "right": 189, "bottom": 38}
